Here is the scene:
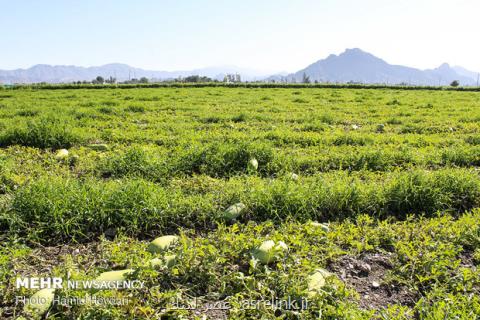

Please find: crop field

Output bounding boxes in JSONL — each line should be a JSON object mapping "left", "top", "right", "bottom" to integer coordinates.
{"left": 1, "top": 86, "right": 480, "bottom": 319}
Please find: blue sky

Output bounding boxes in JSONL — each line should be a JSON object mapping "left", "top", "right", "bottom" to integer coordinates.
{"left": 1, "top": 0, "right": 479, "bottom": 72}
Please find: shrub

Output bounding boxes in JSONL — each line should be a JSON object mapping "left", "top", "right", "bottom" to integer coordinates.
{"left": 16, "top": 109, "right": 40, "bottom": 117}
{"left": 126, "top": 104, "right": 145, "bottom": 113}
{"left": 385, "top": 170, "right": 480, "bottom": 218}
{"left": 0, "top": 117, "right": 79, "bottom": 149}
{"left": 5, "top": 168, "right": 478, "bottom": 244}
{"left": 99, "top": 147, "right": 167, "bottom": 181}
{"left": 174, "top": 142, "right": 275, "bottom": 178}
{"left": 231, "top": 113, "right": 247, "bottom": 123}
{"left": 5, "top": 177, "right": 166, "bottom": 242}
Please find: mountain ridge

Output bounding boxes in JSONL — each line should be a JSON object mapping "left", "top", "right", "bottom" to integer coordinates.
{"left": 271, "top": 48, "right": 478, "bottom": 86}
{"left": 0, "top": 64, "right": 273, "bottom": 83}
{"left": 1, "top": 49, "right": 478, "bottom": 85}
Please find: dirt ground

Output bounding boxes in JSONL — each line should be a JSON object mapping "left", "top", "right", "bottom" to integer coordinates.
{"left": 328, "top": 253, "right": 417, "bottom": 310}
{"left": 3, "top": 246, "right": 432, "bottom": 319}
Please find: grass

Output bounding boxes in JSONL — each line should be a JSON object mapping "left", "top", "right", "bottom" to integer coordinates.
{"left": 2, "top": 212, "right": 479, "bottom": 319}
{"left": 0, "top": 117, "right": 80, "bottom": 149}
{"left": 3, "top": 169, "right": 479, "bottom": 244}
{"left": 0, "top": 86, "right": 479, "bottom": 319}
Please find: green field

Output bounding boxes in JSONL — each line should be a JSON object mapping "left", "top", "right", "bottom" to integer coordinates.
{"left": 1, "top": 87, "right": 480, "bottom": 319}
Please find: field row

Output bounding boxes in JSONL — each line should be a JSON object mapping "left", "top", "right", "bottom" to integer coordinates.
{"left": 2, "top": 143, "right": 480, "bottom": 189}
{"left": 1, "top": 87, "right": 480, "bottom": 318}
{"left": 2, "top": 168, "right": 479, "bottom": 243}
{"left": 2, "top": 211, "right": 479, "bottom": 319}
{"left": 4, "top": 82, "right": 480, "bottom": 91}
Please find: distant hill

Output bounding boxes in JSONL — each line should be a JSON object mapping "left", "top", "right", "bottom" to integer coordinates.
{"left": 453, "top": 65, "right": 479, "bottom": 84}
{"left": 0, "top": 63, "right": 272, "bottom": 84}
{"left": 269, "top": 48, "right": 477, "bottom": 86}
{"left": 1, "top": 49, "right": 478, "bottom": 85}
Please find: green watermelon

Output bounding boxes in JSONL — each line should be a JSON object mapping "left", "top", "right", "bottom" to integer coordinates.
{"left": 55, "top": 149, "right": 69, "bottom": 160}
{"left": 147, "top": 235, "right": 179, "bottom": 253}
{"left": 309, "top": 221, "right": 330, "bottom": 232}
{"left": 248, "top": 158, "right": 258, "bottom": 171}
{"left": 24, "top": 288, "right": 55, "bottom": 319}
{"left": 223, "top": 203, "right": 246, "bottom": 221}
{"left": 252, "top": 240, "right": 288, "bottom": 264}
{"left": 95, "top": 269, "right": 135, "bottom": 282}
{"left": 149, "top": 254, "right": 177, "bottom": 268}
{"left": 307, "top": 269, "right": 333, "bottom": 296}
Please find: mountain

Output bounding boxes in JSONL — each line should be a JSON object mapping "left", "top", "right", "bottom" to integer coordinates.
{"left": 423, "top": 63, "right": 475, "bottom": 86}
{"left": 272, "top": 48, "right": 476, "bottom": 86}
{"left": 453, "top": 66, "right": 479, "bottom": 83}
{"left": 1, "top": 49, "right": 478, "bottom": 85}
{"left": 0, "top": 63, "right": 272, "bottom": 84}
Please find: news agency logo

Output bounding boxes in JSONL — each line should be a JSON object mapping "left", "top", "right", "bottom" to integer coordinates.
{"left": 16, "top": 277, "right": 63, "bottom": 289}
{"left": 16, "top": 277, "right": 145, "bottom": 290}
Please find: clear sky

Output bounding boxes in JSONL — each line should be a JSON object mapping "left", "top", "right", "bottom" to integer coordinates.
{"left": 1, "top": 0, "right": 479, "bottom": 72}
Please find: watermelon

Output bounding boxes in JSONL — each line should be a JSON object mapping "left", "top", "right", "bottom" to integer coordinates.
{"left": 95, "top": 269, "right": 135, "bottom": 282}
{"left": 24, "top": 288, "right": 55, "bottom": 319}
{"left": 147, "top": 235, "right": 179, "bottom": 253}
{"left": 223, "top": 203, "right": 246, "bottom": 221}
{"left": 55, "top": 149, "right": 69, "bottom": 160}
{"left": 252, "top": 240, "right": 288, "bottom": 264}
{"left": 248, "top": 158, "right": 258, "bottom": 171}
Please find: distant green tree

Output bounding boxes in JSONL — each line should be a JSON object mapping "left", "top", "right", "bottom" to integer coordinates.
{"left": 184, "top": 75, "right": 213, "bottom": 83}
{"left": 95, "top": 76, "right": 104, "bottom": 84}
{"left": 139, "top": 77, "right": 149, "bottom": 83}
{"left": 105, "top": 76, "right": 116, "bottom": 84}
{"left": 223, "top": 74, "right": 241, "bottom": 83}
{"left": 450, "top": 80, "right": 459, "bottom": 87}
{"left": 224, "top": 74, "right": 234, "bottom": 83}
{"left": 302, "top": 72, "right": 310, "bottom": 84}
{"left": 185, "top": 75, "right": 199, "bottom": 82}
